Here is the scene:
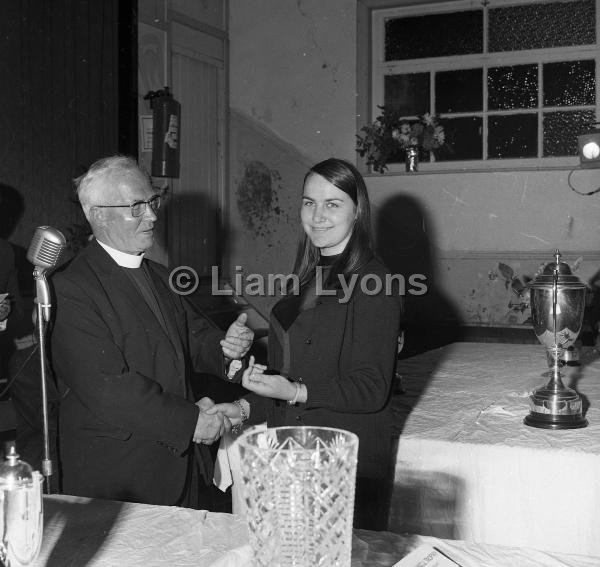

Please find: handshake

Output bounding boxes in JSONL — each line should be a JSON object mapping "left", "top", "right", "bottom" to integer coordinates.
{"left": 192, "top": 312, "right": 257, "bottom": 445}
{"left": 193, "top": 397, "right": 233, "bottom": 445}
{"left": 192, "top": 356, "right": 268, "bottom": 445}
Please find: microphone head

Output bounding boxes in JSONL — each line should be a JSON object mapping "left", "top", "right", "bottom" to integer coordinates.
{"left": 26, "top": 226, "right": 67, "bottom": 270}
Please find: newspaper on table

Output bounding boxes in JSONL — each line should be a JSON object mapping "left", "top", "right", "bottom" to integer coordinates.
{"left": 393, "top": 544, "right": 461, "bottom": 567}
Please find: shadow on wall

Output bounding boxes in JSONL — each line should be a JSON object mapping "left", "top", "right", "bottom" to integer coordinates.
{"left": 0, "top": 183, "right": 25, "bottom": 240}
{"left": 159, "top": 189, "right": 222, "bottom": 275}
{"left": 374, "top": 193, "right": 463, "bottom": 356}
{"left": 584, "top": 267, "right": 600, "bottom": 347}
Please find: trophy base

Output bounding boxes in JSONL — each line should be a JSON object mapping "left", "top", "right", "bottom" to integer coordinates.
{"left": 524, "top": 411, "right": 587, "bottom": 429}
{"left": 524, "top": 376, "right": 587, "bottom": 429}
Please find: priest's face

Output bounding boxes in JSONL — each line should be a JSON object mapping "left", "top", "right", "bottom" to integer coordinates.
{"left": 91, "top": 169, "right": 160, "bottom": 255}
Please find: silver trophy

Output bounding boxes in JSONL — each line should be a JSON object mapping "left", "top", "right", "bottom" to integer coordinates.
{"left": 524, "top": 250, "right": 588, "bottom": 429}
{"left": 0, "top": 445, "right": 43, "bottom": 567}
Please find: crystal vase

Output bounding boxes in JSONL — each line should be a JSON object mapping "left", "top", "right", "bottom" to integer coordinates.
{"left": 238, "top": 426, "right": 358, "bottom": 567}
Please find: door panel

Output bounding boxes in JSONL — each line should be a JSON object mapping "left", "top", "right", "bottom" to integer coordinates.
{"left": 168, "top": 25, "right": 224, "bottom": 278}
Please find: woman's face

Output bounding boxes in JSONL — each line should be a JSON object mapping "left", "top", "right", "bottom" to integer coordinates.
{"left": 301, "top": 173, "right": 356, "bottom": 256}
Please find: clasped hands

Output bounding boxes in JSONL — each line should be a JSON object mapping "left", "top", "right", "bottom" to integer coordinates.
{"left": 201, "top": 356, "right": 303, "bottom": 425}
{"left": 194, "top": 313, "right": 254, "bottom": 444}
{"left": 193, "top": 397, "right": 231, "bottom": 445}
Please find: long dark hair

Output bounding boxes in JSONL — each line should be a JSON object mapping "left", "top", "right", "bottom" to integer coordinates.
{"left": 292, "top": 158, "right": 373, "bottom": 289}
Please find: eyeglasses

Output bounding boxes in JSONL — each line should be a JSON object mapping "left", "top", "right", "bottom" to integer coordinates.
{"left": 92, "top": 194, "right": 162, "bottom": 218}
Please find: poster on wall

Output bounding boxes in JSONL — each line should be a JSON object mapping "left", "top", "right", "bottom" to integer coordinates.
{"left": 140, "top": 115, "right": 153, "bottom": 152}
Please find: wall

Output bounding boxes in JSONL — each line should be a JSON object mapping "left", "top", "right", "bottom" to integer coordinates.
{"left": 228, "top": 0, "right": 600, "bottom": 328}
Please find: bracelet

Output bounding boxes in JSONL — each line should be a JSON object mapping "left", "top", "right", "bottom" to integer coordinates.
{"left": 287, "top": 382, "right": 301, "bottom": 406}
{"left": 231, "top": 399, "right": 248, "bottom": 434}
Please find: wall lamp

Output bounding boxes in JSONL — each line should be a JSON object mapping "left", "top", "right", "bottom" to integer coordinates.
{"left": 568, "top": 125, "right": 600, "bottom": 196}
{"left": 577, "top": 131, "right": 600, "bottom": 168}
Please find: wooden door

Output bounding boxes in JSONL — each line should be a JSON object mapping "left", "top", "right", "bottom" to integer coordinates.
{"left": 168, "top": 22, "right": 225, "bottom": 278}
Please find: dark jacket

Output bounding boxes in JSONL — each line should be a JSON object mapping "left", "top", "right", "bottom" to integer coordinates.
{"left": 0, "top": 239, "right": 27, "bottom": 371}
{"left": 255, "top": 257, "right": 401, "bottom": 479}
{"left": 50, "top": 240, "right": 225, "bottom": 505}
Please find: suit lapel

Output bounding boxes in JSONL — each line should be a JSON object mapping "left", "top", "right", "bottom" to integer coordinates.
{"left": 88, "top": 241, "right": 180, "bottom": 358}
{"left": 145, "top": 262, "right": 186, "bottom": 362}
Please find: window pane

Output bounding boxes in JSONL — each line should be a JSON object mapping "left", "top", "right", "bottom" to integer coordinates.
{"left": 385, "top": 73, "right": 430, "bottom": 117}
{"left": 489, "top": 0, "right": 595, "bottom": 53}
{"left": 488, "top": 65, "right": 538, "bottom": 110}
{"left": 488, "top": 114, "right": 537, "bottom": 158}
{"left": 436, "top": 116, "right": 482, "bottom": 161}
{"left": 436, "top": 68, "right": 483, "bottom": 113}
{"left": 544, "top": 110, "right": 596, "bottom": 156}
{"left": 544, "top": 60, "right": 595, "bottom": 107}
{"left": 385, "top": 10, "right": 482, "bottom": 61}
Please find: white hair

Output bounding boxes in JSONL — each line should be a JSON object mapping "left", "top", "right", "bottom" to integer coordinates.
{"left": 75, "top": 155, "right": 147, "bottom": 218}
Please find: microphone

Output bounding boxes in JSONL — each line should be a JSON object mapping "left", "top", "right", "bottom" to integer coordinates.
{"left": 27, "top": 226, "right": 66, "bottom": 322}
{"left": 25, "top": 227, "right": 66, "bottom": 492}
{"left": 26, "top": 226, "right": 66, "bottom": 272}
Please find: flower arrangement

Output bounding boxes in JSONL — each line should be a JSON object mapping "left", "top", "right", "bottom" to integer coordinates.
{"left": 356, "top": 106, "right": 447, "bottom": 173}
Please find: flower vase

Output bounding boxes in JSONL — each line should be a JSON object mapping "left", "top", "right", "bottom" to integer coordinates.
{"left": 405, "top": 146, "right": 419, "bottom": 172}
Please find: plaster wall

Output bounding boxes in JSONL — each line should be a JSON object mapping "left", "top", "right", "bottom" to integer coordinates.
{"left": 229, "top": 0, "right": 600, "bottom": 326}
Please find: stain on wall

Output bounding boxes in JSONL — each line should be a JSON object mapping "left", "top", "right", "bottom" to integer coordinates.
{"left": 236, "top": 161, "right": 289, "bottom": 239}
{"left": 228, "top": 109, "right": 311, "bottom": 319}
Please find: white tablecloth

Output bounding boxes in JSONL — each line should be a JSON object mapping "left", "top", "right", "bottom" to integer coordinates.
{"left": 390, "top": 342, "right": 600, "bottom": 557}
{"left": 32, "top": 495, "right": 600, "bottom": 566}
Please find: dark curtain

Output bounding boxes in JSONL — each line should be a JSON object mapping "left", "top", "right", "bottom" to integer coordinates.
{"left": 0, "top": 0, "right": 137, "bottom": 250}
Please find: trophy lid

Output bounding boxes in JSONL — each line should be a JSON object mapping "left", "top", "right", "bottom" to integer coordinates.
{"left": 530, "top": 249, "right": 586, "bottom": 289}
{"left": 0, "top": 442, "right": 34, "bottom": 490}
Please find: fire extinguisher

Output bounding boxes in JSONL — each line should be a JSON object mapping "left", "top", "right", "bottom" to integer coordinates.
{"left": 145, "top": 87, "right": 181, "bottom": 178}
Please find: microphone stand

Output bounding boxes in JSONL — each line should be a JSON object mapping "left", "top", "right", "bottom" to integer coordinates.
{"left": 33, "top": 267, "right": 53, "bottom": 494}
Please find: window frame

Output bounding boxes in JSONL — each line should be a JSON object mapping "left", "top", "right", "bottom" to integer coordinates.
{"left": 361, "top": 0, "right": 600, "bottom": 174}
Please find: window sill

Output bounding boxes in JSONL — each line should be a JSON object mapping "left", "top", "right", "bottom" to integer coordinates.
{"left": 362, "top": 157, "right": 582, "bottom": 176}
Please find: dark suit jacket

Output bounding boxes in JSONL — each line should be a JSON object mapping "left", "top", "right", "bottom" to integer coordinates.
{"left": 0, "top": 239, "right": 26, "bottom": 371}
{"left": 50, "top": 240, "right": 225, "bottom": 505}
{"left": 251, "top": 257, "right": 402, "bottom": 479}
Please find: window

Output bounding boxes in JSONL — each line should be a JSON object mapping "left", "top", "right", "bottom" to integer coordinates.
{"left": 369, "top": 0, "right": 598, "bottom": 171}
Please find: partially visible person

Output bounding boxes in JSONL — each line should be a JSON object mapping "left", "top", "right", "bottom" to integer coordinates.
{"left": 0, "top": 184, "right": 28, "bottom": 357}
{"left": 211, "top": 158, "right": 402, "bottom": 529}
{"left": 0, "top": 185, "right": 56, "bottom": 479}
{"left": 0, "top": 239, "right": 20, "bottom": 372}
{"left": 50, "top": 155, "right": 253, "bottom": 507}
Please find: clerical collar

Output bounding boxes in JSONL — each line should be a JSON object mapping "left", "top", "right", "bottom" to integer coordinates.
{"left": 97, "top": 239, "right": 145, "bottom": 268}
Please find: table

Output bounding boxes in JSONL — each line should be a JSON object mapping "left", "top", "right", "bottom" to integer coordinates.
{"left": 389, "top": 342, "right": 600, "bottom": 557}
{"left": 32, "top": 495, "right": 600, "bottom": 566}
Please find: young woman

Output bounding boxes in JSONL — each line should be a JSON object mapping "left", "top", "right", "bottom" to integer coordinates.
{"left": 212, "top": 158, "right": 402, "bottom": 529}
